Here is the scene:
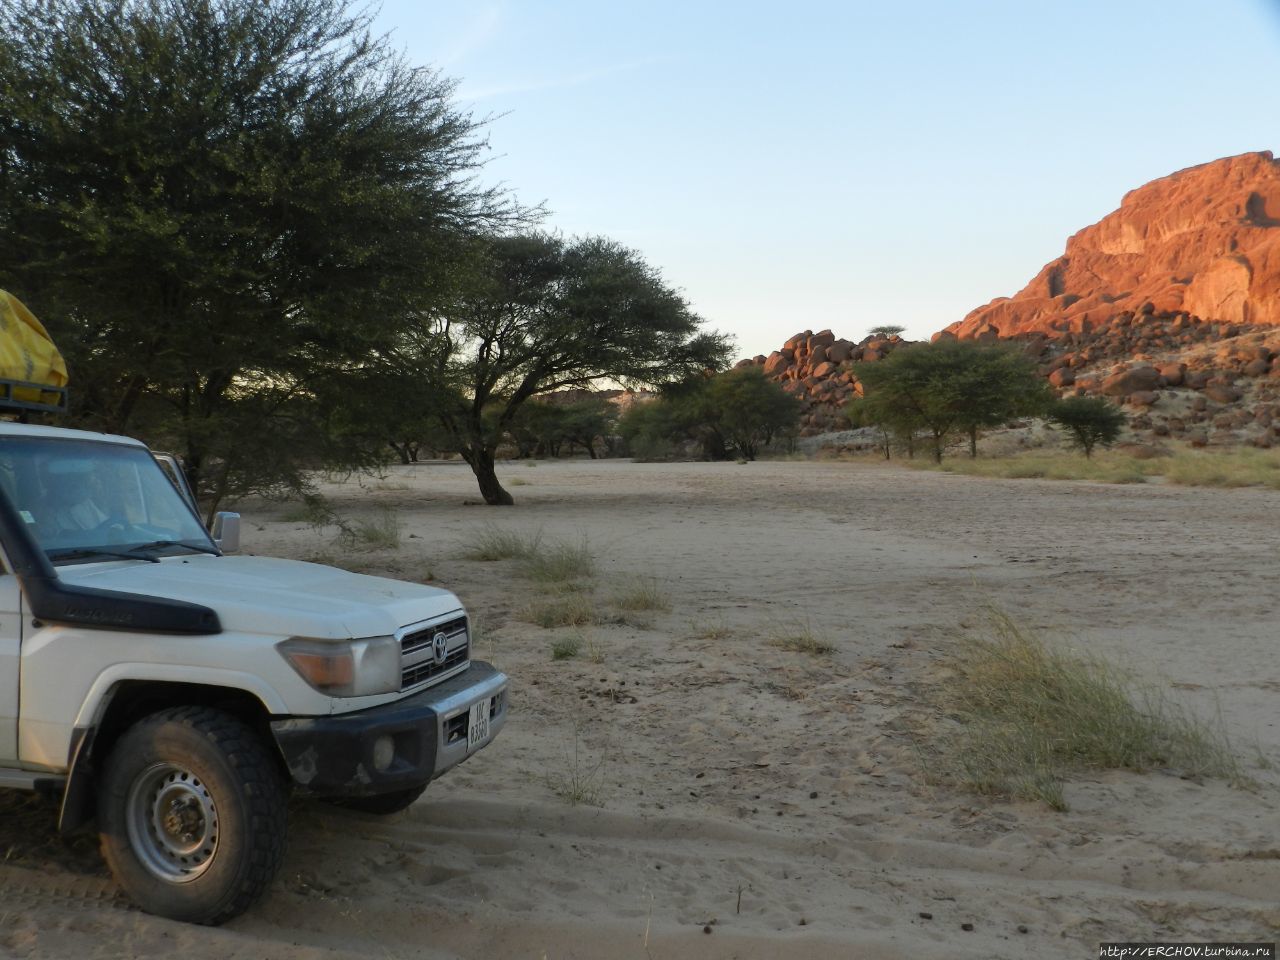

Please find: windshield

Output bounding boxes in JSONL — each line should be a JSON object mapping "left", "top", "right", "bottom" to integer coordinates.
{"left": 0, "top": 437, "right": 216, "bottom": 562}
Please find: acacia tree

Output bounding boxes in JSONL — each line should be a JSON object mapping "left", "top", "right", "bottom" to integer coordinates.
{"left": 846, "top": 395, "right": 921, "bottom": 459}
{"left": 1048, "top": 396, "right": 1126, "bottom": 458}
{"left": 854, "top": 340, "right": 1049, "bottom": 463}
{"left": 618, "top": 367, "right": 802, "bottom": 461}
{"left": 953, "top": 346, "right": 1054, "bottom": 457}
{"left": 397, "top": 233, "right": 730, "bottom": 504}
{"left": 0, "top": 0, "right": 511, "bottom": 511}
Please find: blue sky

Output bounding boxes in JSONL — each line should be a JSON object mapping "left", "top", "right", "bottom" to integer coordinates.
{"left": 374, "top": 0, "right": 1280, "bottom": 359}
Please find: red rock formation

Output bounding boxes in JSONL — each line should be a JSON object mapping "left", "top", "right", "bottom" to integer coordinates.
{"left": 737, "top": 329, "right": 911, "bottom": 435}
{"left": 944, "top": 152, "right": 1280, "bottom": 341}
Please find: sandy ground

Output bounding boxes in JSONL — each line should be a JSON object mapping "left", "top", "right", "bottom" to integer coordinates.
{"left": 2, "top": 458, "right": 1279, "bottom": 959}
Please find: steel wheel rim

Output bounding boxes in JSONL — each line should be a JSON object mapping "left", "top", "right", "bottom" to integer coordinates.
{"left": 125, "top": 762, "right": 219, "bottom": 883}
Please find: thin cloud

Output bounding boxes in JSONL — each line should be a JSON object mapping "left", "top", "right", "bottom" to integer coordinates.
{"left": 458, "top": 55, "right": 670, "bottom": 102}
{"left": 437, "top": 4, "right": 504, "bottom": 68}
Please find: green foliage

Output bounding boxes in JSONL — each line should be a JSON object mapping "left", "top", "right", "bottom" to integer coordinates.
{"left": 550, "top": 635, "right": 584, "bottom": 660}
{"left": 0, "top": 0, "right": 509, "bottom": 513}
{"left": 618, "top": 367, "right": 801, "bottom": 461}
{"left": 868, "top": 324, "right": 905, "bottom": 338}
{"left": 1048, "top": 396, "right": 1127, "bottom": 458}
{"left": 507, "top": 395, "right": 615, "bottom": 459}
{"left": 388, "top": 233, "right": 730, "bottom": 504}
{"left": 854, "top": 340, "right": 1051, "bottom": 462}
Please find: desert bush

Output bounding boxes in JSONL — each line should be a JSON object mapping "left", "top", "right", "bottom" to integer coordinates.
{"left": 550, "top": 635, "right": 583, "bottom": 660}
{"left": 927, "top": 607, "right": 1239, "bottom": 809}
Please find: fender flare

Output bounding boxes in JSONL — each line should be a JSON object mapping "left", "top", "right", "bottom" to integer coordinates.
{"left": 58, "top": 666, "right": 288, "bottom": 833}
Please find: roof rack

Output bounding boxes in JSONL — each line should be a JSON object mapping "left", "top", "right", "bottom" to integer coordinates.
{"left": 0, "top": 376, "right": 68, "bottom": 415}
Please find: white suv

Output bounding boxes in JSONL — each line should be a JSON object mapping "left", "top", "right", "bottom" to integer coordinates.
{"left": 0, "top": 422, "right": 507, "bottom": 923}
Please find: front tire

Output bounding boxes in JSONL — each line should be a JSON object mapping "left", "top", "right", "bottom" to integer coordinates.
{"left": 98, "top": 706, "right": 287, "bottom": 925}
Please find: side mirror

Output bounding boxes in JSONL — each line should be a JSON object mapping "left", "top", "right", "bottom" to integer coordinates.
{"left": 211, "top": 512, "right": 241, "bottom": 554}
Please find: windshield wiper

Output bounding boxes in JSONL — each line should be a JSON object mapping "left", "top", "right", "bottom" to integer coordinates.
{"left": 126, "top": 539, "right": 222, "bottom": 558}
{"left": 47, "top": 547, "right": 161, "bottom": 564}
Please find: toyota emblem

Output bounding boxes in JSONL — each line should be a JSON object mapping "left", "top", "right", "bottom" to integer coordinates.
{"left": 432, "top": 632, "right": 449, "bottom": 665}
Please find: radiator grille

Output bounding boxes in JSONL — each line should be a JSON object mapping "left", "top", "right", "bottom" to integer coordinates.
{"left": 400, "top": 615, "right": 469, "bottom": 689}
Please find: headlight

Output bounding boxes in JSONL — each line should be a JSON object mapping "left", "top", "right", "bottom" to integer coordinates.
{"left": 278, "top": 635, "right": 401, "bottom": 697}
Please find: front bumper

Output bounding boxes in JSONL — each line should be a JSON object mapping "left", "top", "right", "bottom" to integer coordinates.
{"left": 270, "top": 661, "right": 508, "bottom": 797}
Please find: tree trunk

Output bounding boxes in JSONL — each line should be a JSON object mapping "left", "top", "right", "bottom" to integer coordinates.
{"left": 932, "top": 432, "right": 944, "bottom": 464}
{"left": 464, "top": 446, "right": 514, "bottom": 505}
{"left": 968, "top": 425, "right": 978, "bottom": 459}
{"left": 389, "top": 441, "right": 411, "bottom": 465}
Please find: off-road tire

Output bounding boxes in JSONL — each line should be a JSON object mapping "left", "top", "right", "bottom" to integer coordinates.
{"left": 98, "top": 706, "right": 287, "bottom": 925}
{"left": 325, "top": 784, "right": 427, "bottom": 816}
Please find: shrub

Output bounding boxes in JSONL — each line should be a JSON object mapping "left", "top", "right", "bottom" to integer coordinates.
{"left": 550, "top": 635, "right": 583, "bottom": 660}
{"left": 926, "top": 607, "right": 1240, "bottom": 809}
{"left": 524, "top": 594, "right": 596, "bottom": 628}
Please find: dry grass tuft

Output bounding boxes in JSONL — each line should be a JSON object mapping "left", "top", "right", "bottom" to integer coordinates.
{"left": 462, "top": 525, "right": 541, "bottom": 561}
{"left": 524, "top": 593, "right": 597, "bottom": 629}
{"left": 545, "top": 729, "right": 606, "bottom": 807}
{"left": 462, "top": 526, "right": 594, "bottom": 582}
{"left": 612, "top": 576, "right": 672, "bottom": 613}
{"left": 767, "top": 619, "right": 835, "bottom": 656}
{"left": 925, "top": 607, "right": 1241, "bottom": 810}
{"left": 520, "top": 535, "right": 595, "bottom": 583}
{"left": 346, "top": 505, "right": 401, "bottom": 550}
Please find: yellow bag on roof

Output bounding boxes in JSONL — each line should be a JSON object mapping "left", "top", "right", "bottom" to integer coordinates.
{"left": 0, "top": 289, "right": 69, "bottom": 408}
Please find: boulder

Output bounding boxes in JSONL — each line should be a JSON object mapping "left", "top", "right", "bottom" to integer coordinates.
{"left": 811, "top": 361, "right": 838, "bottom": 378}
{"left": 1204, "top": 383, "right": 1243, "bottom": 404}
{"left": 1101, "top": 365, "right": 1160, "bottom": 396}
{"left": 827, "top": 340, "right": 853, "bottom": 363}
{"left": 763, "top": 352, "right": 790, "bottom": 376}
{"left": 1047, "top": 367, "right": 1076, "bottom": 388}
{"left": 1243, "top": 358, "right": 1271, "bottom": 377}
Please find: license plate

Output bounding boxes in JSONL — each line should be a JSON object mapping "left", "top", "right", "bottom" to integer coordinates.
{"left": 466, "top": 697, "right": 492, "bottom": 751}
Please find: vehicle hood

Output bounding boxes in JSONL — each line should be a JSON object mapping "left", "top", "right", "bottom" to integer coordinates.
{"left": 54, "top": 555, "right": 462, "bottom": 640}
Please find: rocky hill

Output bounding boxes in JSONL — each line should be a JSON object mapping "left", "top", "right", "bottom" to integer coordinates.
{"left": 736, "top": 153, "right": 1280, "bottom": 448}
{"left": 945, "top": 151, "right": 1280, "bottom": 341}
